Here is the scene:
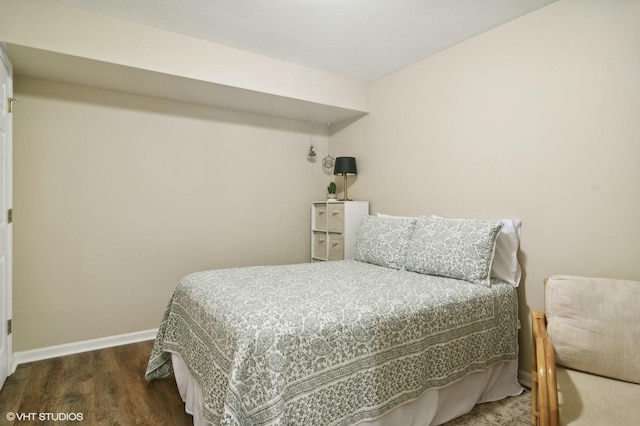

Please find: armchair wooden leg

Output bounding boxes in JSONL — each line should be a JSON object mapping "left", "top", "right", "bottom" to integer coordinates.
{"left": 531, "top": 371, "right": 539, "bottom": 424}
{"left": 532, "top": 312, "right": 549, "bottom": 426}
{"left": 531, "top": 324, "right": 539, "bottom": 425}
{"left": 531, "top": 311, "right": 558, "bottom": 426}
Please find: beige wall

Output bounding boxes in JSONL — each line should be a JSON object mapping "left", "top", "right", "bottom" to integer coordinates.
{"left": 333, "top": 0, "right": 640, "bottom": 374}
{"left": 13, "top": 77, "right": 332, "bottom": 351}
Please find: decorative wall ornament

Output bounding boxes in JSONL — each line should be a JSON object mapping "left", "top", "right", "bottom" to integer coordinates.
{"left": 307, "top": 122, "right": 317, "bottom": 161}
{"left": 322, "top": 122, "right": 335, "bottom": 171}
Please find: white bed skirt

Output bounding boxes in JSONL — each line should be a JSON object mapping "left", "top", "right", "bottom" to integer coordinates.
{"left": 171, "top": 353, "right": 523, "bottom": 426}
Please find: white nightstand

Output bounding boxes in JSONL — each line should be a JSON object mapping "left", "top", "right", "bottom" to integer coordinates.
{"left": 310, "top": 201, "right": 369, "bottom": 262}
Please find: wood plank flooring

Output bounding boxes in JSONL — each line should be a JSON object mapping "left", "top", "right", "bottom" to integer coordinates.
{"left": 0, "top": 340, "right": 530, "bottom": 425}
{"left": 0, "top": 340, "right": 192, "bottom": 425}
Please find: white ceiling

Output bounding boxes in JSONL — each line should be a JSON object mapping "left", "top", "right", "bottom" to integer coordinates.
{"left": 66, "top": 0, "right": 557, "bottom": 82}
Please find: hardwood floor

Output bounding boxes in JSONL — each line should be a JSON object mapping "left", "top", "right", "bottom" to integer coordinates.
{"left": 0, "top": 341, "right": 530, "bottom": 425}
{"left": 0, "top": 340, "right": 192, "bottom": 425}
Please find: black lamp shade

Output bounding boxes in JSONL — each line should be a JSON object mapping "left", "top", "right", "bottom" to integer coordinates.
{"left": 333, "top": 157, "right": 357, "bottom": 176}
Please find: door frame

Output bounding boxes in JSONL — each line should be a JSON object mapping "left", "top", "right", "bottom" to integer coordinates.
{"left": 0, "top": 43, "right": 13, "bottom": 388}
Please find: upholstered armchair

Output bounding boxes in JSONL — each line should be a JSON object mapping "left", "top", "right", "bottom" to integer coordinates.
{"left": 531, "top": 275, "right": 640, "bottom": 425}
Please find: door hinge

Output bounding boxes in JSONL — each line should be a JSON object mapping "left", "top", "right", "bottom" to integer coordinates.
{"left": 7, "top": 97, "right": 16, "bottom": 113}
{"left": 7, "top": 209, "right": 11, "bottom": 224}
{"left": 7, "top": 319, "right": 11, "bottom": 335}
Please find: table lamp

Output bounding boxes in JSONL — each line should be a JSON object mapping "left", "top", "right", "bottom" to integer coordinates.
{"left": 333, "top": 157, "right": 357, "bottom": 201}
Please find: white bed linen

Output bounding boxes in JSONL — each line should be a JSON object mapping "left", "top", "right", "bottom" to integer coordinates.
{"left": 171, "top": 352, "right": 523, "bottom": 426}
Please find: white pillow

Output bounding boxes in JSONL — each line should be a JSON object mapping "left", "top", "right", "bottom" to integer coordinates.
{"left": 491, "top": 219, "right": 521, "bottom": 286}
{"left": 376, "top": 213, "right": 416, "bottom": 219}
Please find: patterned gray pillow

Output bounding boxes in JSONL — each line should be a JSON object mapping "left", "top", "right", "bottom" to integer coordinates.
{"left": 354, "top": 215, "right": 417, "bottom": 269}
{"left": 404, "top": 216, "right": 503, "bottom": 286}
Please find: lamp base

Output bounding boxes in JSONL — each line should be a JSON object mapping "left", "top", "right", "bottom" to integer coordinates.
{"left": 340, "top": 174, "right": 354, "bottom": 202}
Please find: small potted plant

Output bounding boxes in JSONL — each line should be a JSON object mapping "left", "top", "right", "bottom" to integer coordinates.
{"left": 327, "top": 182, "right": 337, "bottom": 200}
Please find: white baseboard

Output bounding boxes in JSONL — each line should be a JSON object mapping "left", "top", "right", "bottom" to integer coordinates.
{"left": 11, "top": 328, "right": 158, "bottom": 374}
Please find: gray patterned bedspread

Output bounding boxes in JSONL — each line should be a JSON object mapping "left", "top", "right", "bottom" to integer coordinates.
{"left": 145, "top": 260, "right": 518, "bottom": 426}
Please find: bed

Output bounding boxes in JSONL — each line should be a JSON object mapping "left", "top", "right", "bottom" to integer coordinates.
{"left": 146, "top": 215, "right": 524, "bottom": 425}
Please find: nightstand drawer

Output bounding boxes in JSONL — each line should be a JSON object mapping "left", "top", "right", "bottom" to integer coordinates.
{"left": 328, "top": 233, "right": 344, "bottom": 260}
{"left": 314, "top": 204, "right": 328, "bottom": 231}
{"left": 327, "top": 204, "right": 344, "bottom": 232}
{"left": 313, "top": 231, "right": 327, "bottom": 260}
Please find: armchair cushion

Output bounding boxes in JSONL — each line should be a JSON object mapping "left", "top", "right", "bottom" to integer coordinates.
{"left": 556, "top": 366, "right": 640, "bottom": 425}
{"left": 545, "top": 275, "right": 640, "bottom": 384}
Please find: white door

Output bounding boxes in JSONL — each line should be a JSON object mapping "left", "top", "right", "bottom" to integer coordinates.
{"left": 0, "top": 46, "right": 13, "bottom": 389}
